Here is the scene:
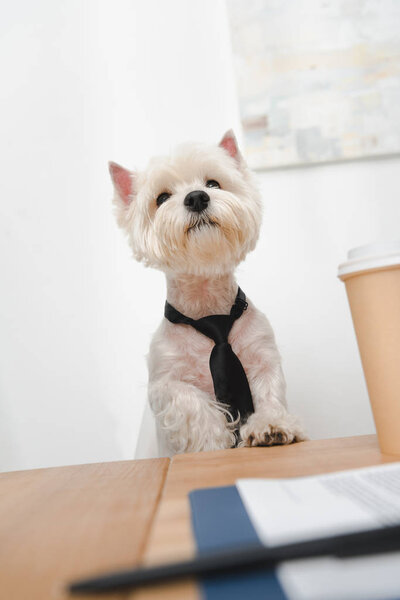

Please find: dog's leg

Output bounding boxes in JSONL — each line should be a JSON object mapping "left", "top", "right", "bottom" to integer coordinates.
{"left": 237, "top": 315, "right": 307, "bottom": 447}
{"left": 239, "top": 359, "right": 307, "bottom": 447}
{"left": 149, "top": 379, "right": 237, "bottom": 454}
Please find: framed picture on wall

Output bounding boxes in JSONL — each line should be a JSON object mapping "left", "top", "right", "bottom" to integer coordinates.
{"left": 227, "top": 0, "right": 400, "bottom": 169}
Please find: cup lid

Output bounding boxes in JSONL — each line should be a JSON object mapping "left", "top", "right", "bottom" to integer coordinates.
{"left": 338, "top": 240, "right": 400, "bottom": 279}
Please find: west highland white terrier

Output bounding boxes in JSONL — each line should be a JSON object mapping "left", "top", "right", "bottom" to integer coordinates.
{"left": 109, "top": 130, "right": 306, "bottom": 455}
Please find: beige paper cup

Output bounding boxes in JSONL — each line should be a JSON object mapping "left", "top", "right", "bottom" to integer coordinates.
{"left": 338, "top": 241, "right": 400, "bottom": 455}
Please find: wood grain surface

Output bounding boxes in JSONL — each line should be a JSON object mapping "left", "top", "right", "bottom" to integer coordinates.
{"left": 2, "top": 436, "right": 397, "bottom": 600}
{"left": 135, "top": 435, "right": 399, "bottom": 600}
{"left": 0, "top": 458, "right": 169, "bottom": 600}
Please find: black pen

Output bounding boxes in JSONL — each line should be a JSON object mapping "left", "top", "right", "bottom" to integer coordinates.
{"left": 68, "top": 523, "right": 400, "bottom": 595}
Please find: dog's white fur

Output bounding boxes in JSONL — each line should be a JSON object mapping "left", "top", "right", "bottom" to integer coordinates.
{"left": 110, "top": 131, "right": 306, "bottom": 454}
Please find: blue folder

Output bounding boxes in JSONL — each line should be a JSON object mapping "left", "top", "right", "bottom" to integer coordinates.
{"left": 189, "top": 485, "right": 400, "bottom": 600}
{"left": 189, "top": 485, "right": 287, "bottom": 600}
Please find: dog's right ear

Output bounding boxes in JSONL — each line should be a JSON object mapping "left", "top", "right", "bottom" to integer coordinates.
{"left": 109, "top": 162, "right": 136, "bottom": 228}
{"left": 109, "top": 161, "right": 135, "bottom": 206}
{"left": 109, "top": 162, "right": 136, "bottom": 227}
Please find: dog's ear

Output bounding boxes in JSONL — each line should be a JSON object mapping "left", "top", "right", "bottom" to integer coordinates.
{"left": 219, "top": 129, "right": 242, "bottom": 163}
{"left": 109, "top": 162, "right": 136, "bottom": 229}
{"left": 109, "top": 161, "right": 135, "bottom": 206}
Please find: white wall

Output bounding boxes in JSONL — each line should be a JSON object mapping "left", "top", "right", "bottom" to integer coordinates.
{"left": 1, "top": 0, "right": 399, "bottom": 471}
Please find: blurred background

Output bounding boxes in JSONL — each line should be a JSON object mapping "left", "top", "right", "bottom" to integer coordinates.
{"left": 1, "top": 0, "right": 399, "bottom": 472}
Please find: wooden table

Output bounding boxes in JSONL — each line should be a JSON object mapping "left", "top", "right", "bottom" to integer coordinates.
{"left": 0, "top": 435, "right": 397, "bottom": 599}
{"left": 0, "top": 459, "right": 169, "bottom": 600}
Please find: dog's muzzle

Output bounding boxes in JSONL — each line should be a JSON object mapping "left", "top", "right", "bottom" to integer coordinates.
{"left": 184, "top": 190, "right": 210, "bottom": 213}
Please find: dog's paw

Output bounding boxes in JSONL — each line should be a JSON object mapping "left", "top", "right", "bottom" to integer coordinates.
{"left": 239, "top": 412, "right": 307, "bottom": 448}
{"left": 198, "top": 415, "right": 237, "bottom": 452}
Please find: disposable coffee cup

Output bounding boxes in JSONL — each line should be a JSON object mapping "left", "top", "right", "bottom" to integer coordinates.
{"left": 338, "top": 241, "right": 400, "bottom": 455}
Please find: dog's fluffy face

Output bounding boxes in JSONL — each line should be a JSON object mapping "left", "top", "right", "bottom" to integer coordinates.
{"left": 110, "top": 131, "right": 262, "bottom": 276}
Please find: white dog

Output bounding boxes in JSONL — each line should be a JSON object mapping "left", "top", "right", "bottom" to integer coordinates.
{"left": 109, "top": 130, "right": 306, "bottom": 455}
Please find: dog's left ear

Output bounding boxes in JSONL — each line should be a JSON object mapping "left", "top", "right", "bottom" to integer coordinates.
{"left": 219, "top": 129, "right": 242, "bottom": 163}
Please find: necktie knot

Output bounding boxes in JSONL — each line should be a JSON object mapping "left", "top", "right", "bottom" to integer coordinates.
{"left": 194, "top": 315, "right": 233, "bottom": 345}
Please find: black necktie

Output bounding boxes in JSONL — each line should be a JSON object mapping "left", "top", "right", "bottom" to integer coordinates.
{"left": 164, "top": 288, "right": 254, "bottom": 427}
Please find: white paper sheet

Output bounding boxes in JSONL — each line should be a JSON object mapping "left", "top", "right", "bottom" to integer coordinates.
{"left": 236, "top": 462, "right": 400, "bottom": 600}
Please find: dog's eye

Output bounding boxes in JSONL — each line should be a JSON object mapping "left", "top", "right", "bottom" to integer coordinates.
{"left": 156, "top": 192, "right": 171, "bottom": 207}
{"left": 205, "top": 180, "right": 220, "bottom": 189}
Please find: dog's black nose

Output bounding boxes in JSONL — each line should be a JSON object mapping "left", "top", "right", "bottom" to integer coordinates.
{"left": 184, "top": 190, "right": 210, "bottom": 212}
